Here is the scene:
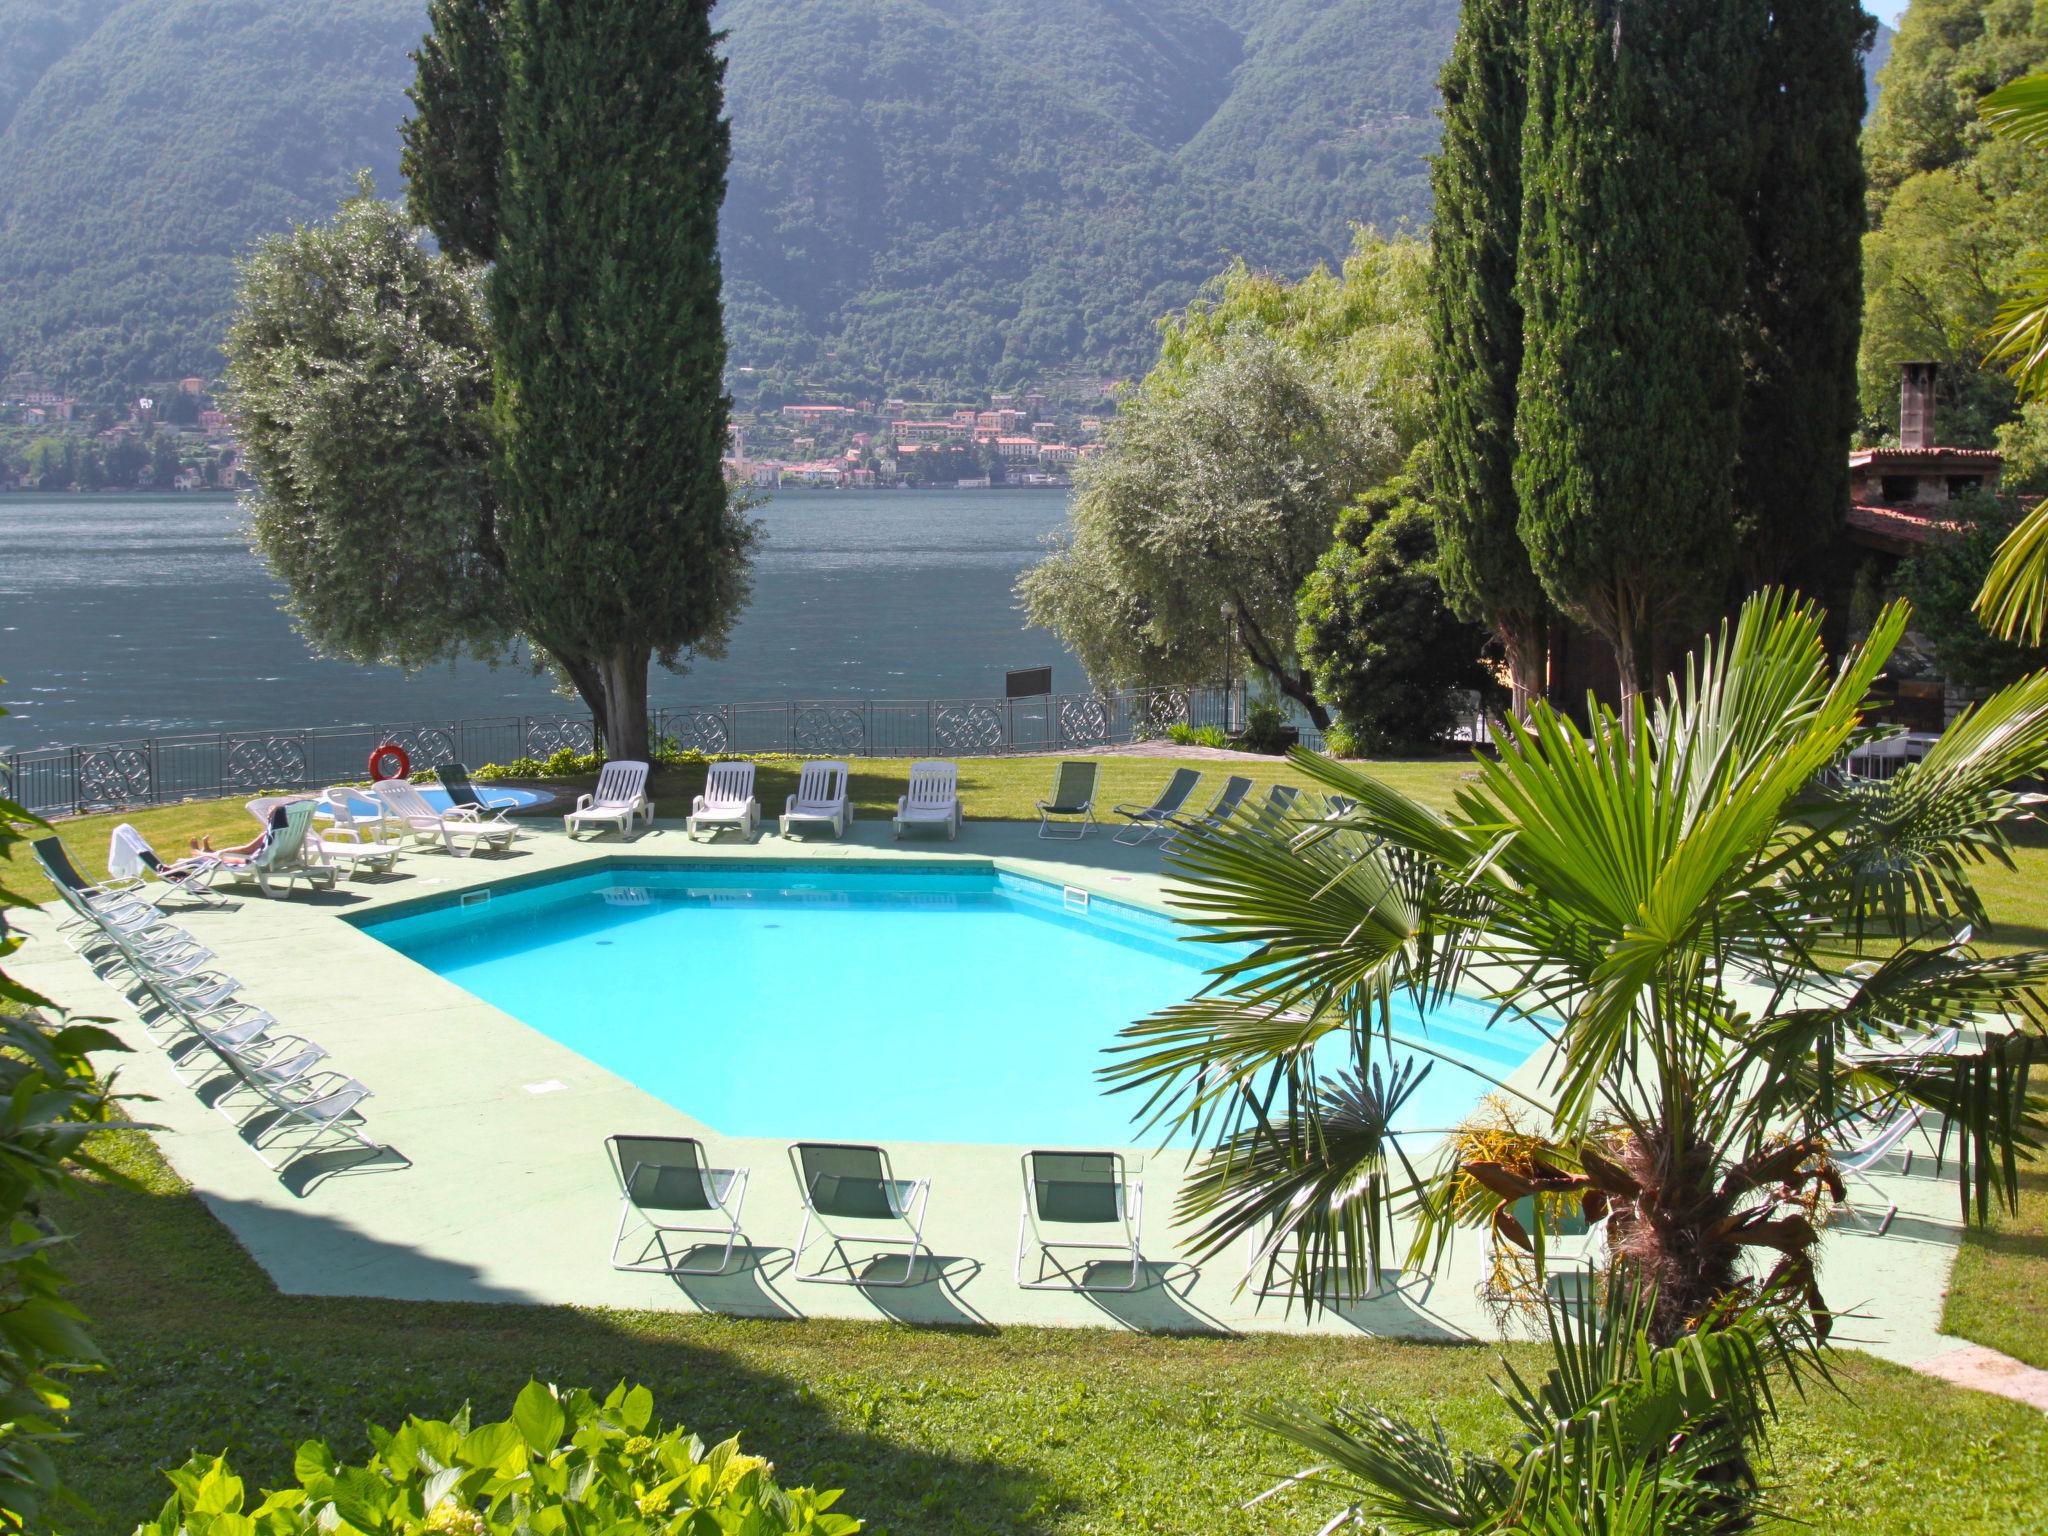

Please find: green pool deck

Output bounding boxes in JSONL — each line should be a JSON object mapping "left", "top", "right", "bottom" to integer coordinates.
{"left": 7, "top": 812, "right": 1976, "bottom": 1361}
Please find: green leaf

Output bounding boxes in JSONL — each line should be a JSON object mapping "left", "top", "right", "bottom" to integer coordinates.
{"left": 512, "top": 1380, "right": 566, "bottom": 1455}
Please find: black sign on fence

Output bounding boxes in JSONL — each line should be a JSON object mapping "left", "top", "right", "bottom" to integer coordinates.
{"left": 1005, "top": 666, "right": 1054, "bottom": 700}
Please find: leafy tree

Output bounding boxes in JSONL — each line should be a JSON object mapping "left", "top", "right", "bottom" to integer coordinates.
{"left": 1857, "top": 0, "right": 2048, "bottom": 442}
{"left": 490, "top": 0, "right": 755, "bottom": 762}
{"left": 224, "top": 187, "right": 526, "bottom": 677}
{"left": 1905, "top": 494, "right": 2048, "bottom": 689}
{"left": 1513, "top": 0, "right": 1756, "bottom": 700}
{"left": 1109, "top": 593, "right": 2048, "bottom": 1353}
{"left": 1427, "top": 0, "right": 1552, "bottom": 714}
{"left": 1295, "top": 475, "right": 1499, "bottom": 755}
{"left": 1151, "top": 230, "right": 1434, "bottom": 459}
{"left": 1734, "top": 0, "right": 1869, "bottom": 592}
{"left": 1018, "top": 337, "right": 1395, "bottom": 726}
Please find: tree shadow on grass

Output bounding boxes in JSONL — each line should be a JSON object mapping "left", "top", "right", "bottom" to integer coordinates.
{"left": 59, "top": 1169, "right": 1062, "bottom": 1536}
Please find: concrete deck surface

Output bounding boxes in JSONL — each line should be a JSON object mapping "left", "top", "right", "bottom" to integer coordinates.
{"left": 7, "top": 812, "right": 1977, "bottom": 1363}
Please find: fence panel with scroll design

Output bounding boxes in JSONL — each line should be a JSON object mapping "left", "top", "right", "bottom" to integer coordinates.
{"left": 4, "top": 686, "right": 1234, "bottom": 819}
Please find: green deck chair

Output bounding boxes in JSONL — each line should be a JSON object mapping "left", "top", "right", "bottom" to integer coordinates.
{"left": 1035, "top": 760, "right": 1100, "bottom": 840}
{"left": 1112, "top": 767, "right": 1203, "bottom": 846}
{"left": 789, "top": 1142, "right": 931, "bottom": 1286}
{"left": 605, "top": 1134, "right": 751, "bottom": 1276}
{"left": 1015, "top": 1150, "right": 1145, "bottom": 1292}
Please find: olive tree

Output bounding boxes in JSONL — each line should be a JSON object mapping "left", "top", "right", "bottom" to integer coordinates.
{"left": 1018, "top": 337, "right": 1393, "bottom": 727}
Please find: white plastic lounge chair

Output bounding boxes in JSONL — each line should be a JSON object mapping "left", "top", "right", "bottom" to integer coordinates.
{"left": 564, "top": 760, "right": 654, "bottom": 840}
{"left": 606, "top": 1135, "right": 750, "bottom": 1276}
{"left": 217, "top": 801, "right": 339, "bottom": 899}
{"left": 893, "top": 760, "right": 961, "bottom": 840}
{"left": 108, "top": 824, "right": 222, "bottom": 907}
{"left": 1165, "top": 775, "right": 1251, "bottom": 851}
{"left": 1113, "top": 768, "right": 1204, "bottom": 846}
{"left": 780, "top": 761, "right": 851, "bottom": 839}
{"left": 687, "top": 761, "right": 759, "bottom": 842}
{"left": 1036, "top": 761, "right": 1099, "bottom": 840}
{"left": 790, "top": 1142, "right": 932, "bottom": 1287}
{"left": 307, "top": 794, "right": 408, "bottom": 875}
{"left": 1015, "top": 1150, "right": 1144, "bottom": 1292}
{"left": 373, "top": 778, "right": 517, "bottom": 857}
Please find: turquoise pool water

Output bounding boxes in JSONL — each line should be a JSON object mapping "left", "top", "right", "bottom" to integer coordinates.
{"left": 358, "top": 865, "right": 1547, "bottom": 1148}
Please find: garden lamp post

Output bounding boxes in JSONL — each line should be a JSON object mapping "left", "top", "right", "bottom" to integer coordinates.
{"left": 1220, "top": 600, "right": 1238, "bottom": 734}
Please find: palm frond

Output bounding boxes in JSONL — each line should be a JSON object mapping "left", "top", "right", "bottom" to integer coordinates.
{"left": 1982, "top": 71, "right": 2048, "bottom": 145}
{"left": 1975, "top": 498, "right": 2048, "bottom": 645}
{"left": 1985, "top": 263, "right": 2048, "bottom": 403}
{"left": 1869, "top": 1029, "right": 2048, "bottom": 1223}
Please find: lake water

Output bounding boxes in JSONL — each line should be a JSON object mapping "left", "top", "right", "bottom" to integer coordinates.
{"left": 0, "top": 489, "right": 1081, "bottom": 749}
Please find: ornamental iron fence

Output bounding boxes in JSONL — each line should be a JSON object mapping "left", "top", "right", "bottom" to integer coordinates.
{"left": 2, "top": 682, "right": 1248, "bottom": 819}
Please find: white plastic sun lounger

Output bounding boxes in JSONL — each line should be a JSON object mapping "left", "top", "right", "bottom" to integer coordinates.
{"left": 564, "top": 760, "right": 654, "bottom": 840}
{"left": 781, "top": 760, "right": 851, "bottom": 839}
{"left": 216, "top": 801, "right": 339, "bottom": 899}
{"left": 893, "top": 760, "right": 960, "bottom": 840}
{"left": 373, "top": 778, "right": 517, "bottom": 857}
{"left": 688, "top": 761, "right": 759, "bottom": 842}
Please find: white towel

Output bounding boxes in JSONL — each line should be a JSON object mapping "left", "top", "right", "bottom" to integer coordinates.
{"left": 107, "top": 823, "right": 150, "bottom": 879}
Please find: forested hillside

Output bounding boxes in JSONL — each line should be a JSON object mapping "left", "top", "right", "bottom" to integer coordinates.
{"left": 0, "top": 0, "right": 1455, "bottom": 401}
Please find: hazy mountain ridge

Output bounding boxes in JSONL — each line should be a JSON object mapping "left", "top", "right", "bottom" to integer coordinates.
{"left": 0, "top": 0, "right": 1455, "bottom": 398}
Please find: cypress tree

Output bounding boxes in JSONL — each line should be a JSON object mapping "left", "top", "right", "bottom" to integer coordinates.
{"left": 491, "top": 0, "right": 753, "bottom": 761}
{"left": 1513, "top": 0, "right": 1762, "bottom": 700}
{"left": 1733, "top": 0, "right": 1871, "bottom": 594}
{"left": 400, "top": 0, "right": 505, "bottom": 267}
{"left": 1429, "top": 0, "right": 1554, "bottom": 714}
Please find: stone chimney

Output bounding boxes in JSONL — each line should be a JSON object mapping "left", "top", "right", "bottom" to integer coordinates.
{"left": 1900, "top": 361, "right": 1938, "bottom": 451}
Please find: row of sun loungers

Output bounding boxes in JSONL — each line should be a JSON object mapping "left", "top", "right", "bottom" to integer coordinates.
{"left": 609, "top": 1136, "right": 1147, "bottom": 1292}
{"left": 1038, "top": 763, "right": 1355, "bottom": 846}
{"left": 28, "top": 838, "right": 390, "bottom": 1178}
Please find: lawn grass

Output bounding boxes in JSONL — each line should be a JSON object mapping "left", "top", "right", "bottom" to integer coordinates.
{"left": 0, "top": 752, "right": 1483, "bottom": 907}
{"left": 57, "top": 1132, "right": 2048, "bottom": 1536}
{"left": 1940, "top": 1142, "right": 2048, "bottom": 1371}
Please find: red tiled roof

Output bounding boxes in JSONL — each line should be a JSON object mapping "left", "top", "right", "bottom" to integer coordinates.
{"left": 1848, "top": 446, "right": 2004, "bottom": 467}
{"left": 1846, "top": 501, "right": 1962, "bottom": 548}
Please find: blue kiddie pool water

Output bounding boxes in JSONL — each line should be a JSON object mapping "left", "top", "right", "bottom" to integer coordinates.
{"left": 357, "top": 865, "right": 1548, "bottom": 1148}
{"left": 330, "top": 785, "right": 554, "bottom": 819}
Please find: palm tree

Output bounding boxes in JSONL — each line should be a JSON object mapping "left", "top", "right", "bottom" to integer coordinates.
{"left": 1107, "top": 592, "right": 2048, "bottom": 1346}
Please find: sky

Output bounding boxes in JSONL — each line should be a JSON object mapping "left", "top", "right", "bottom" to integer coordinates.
{"left": 1874, "top": 2, "right": 1908, "bottom": 26}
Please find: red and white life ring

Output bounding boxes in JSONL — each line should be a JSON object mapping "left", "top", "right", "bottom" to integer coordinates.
{"left": 368, "top": 742, "right": 412, "bottom": 782}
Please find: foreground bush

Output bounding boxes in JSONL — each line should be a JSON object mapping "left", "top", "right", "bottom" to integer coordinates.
{"left": 135, "top": 1382, "right": 859, "bottom": 1536}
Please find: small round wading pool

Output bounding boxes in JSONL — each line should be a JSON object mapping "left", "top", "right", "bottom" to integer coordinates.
{"left": 356, "top": 864, "right": 1547, "bottom": 1149}
{"left": 329, "top": 784, "right": 555, "bottom": 820}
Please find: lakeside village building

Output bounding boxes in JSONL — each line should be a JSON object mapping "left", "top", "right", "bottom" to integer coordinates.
{"left": 723, "top": 391, "right": 1098, "bottom": 488}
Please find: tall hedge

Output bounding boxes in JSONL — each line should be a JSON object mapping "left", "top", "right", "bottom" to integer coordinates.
{"left": 490, "top": 0, "right": 754, "bottom": 760}
{"left": 1429, "top": 0, "right": 1552, "bottom": 711}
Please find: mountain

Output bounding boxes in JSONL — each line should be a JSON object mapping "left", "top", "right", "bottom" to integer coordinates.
{"left": 0, "top": 0, "right": 1456, "bottom": 402}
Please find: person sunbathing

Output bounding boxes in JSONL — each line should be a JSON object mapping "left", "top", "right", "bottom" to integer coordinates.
{"left": 190, "top": 801, "right": 294, "bottom": 861}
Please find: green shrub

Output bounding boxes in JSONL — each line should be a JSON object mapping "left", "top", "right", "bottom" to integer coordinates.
{"left": 135, "top": 1381, "right": 859, "bottom": 1536}
{"left": 0, "top": 691, "right": 129, "bottom": 1529}
{"left": 1165, "top": 722, "right": 1228, "bottom": 748}
{"left": 1321, "top": 722, "right": 1358, "bottom": 759}
{"left": 1235, "top": 701, "right": 1292, "bottom": 755}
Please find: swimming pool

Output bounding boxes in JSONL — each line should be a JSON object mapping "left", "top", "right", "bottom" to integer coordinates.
{"left": 328, "top": 784, "right": 554, "bottom": 819}
{"left": 358, "top": 864, "right": 1547, "bottom": 1148}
